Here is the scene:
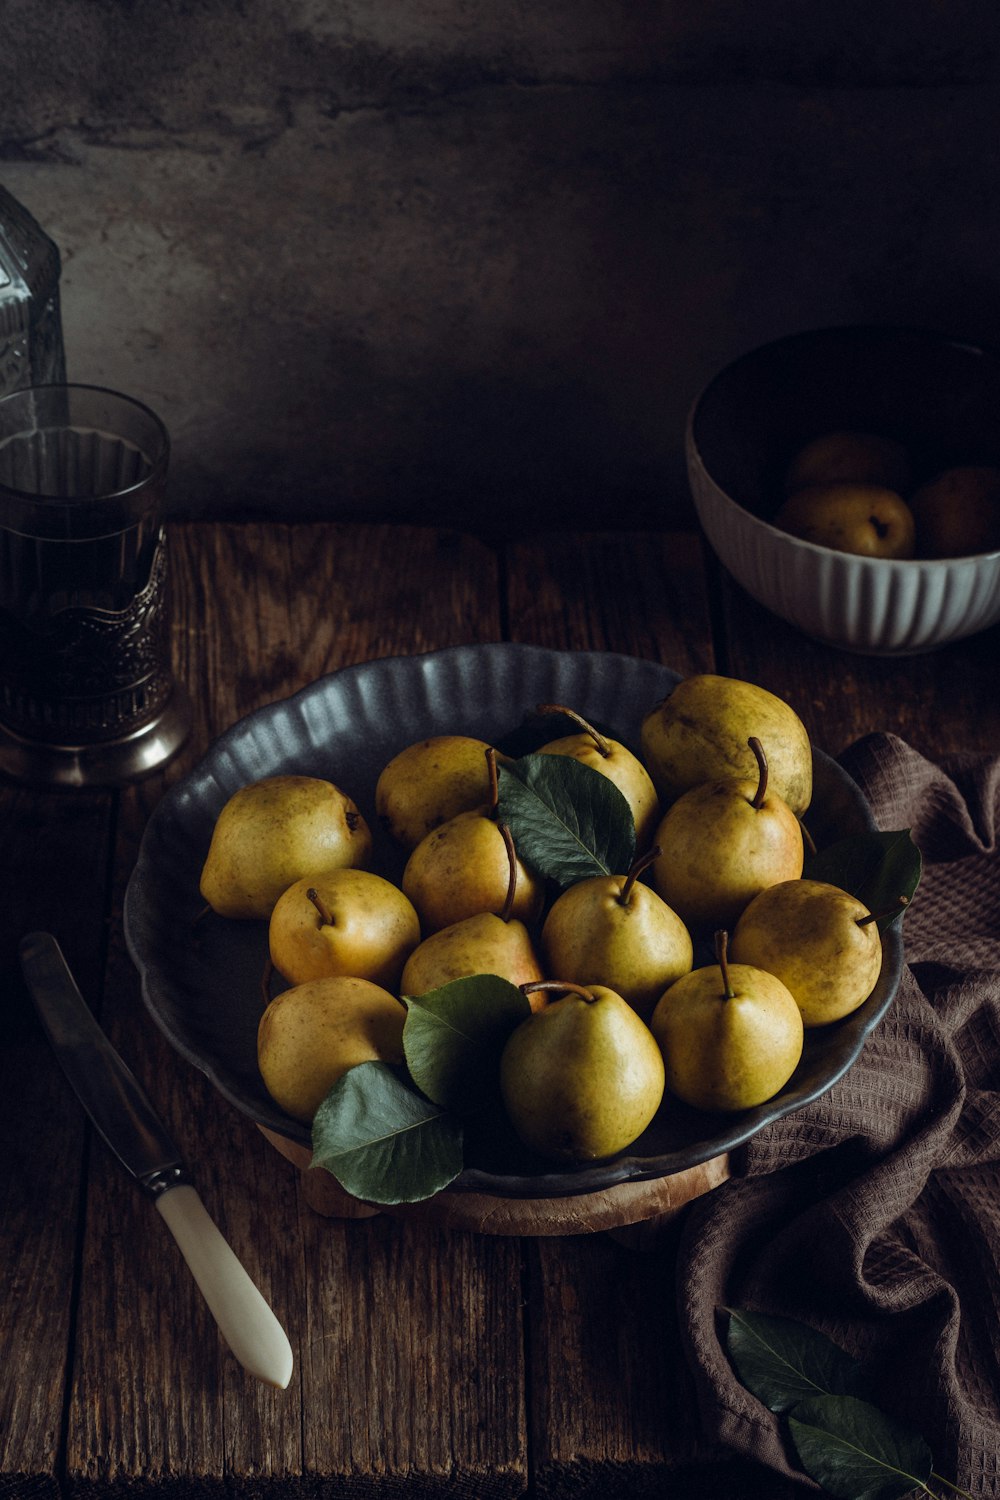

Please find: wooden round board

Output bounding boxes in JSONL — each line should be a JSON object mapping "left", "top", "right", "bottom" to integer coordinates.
{"left": 259, "top": 1127, "right": 731, "bottom": 1237}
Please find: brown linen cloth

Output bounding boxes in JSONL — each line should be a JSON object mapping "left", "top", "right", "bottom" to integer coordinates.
{"left": 676, "top": 733, "right": 1000, "bottom": 1496}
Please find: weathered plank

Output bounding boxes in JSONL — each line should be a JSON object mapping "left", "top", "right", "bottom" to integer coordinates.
{"left": 66, "top": 523, "right": 528, "bottom": 1498}
{"left": 502, "top": 530, "right": 767, "bottom": 1495}
{"left": 503, "top": 529, "right": 715, "bottom": 676}
{"left": 0, "top": 782, "right": 115, "bottom": 1500}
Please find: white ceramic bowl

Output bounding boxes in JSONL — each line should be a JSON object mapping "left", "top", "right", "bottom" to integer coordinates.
{"left": 686, "top": 326, "right": 1000, "bottom": 654}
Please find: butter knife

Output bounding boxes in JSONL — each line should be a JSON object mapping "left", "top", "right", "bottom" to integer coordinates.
{"left": 19, "top": 931, "right": 294, "bottom": 1390}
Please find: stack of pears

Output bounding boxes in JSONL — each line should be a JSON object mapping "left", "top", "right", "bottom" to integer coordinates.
{"left": 196, "top": 676, "right": 890, "bottom": 1165}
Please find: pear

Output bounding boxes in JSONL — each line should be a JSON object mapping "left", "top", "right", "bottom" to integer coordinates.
{"left": 640, "top": 673, "right": 812, "bottom": 816}
{"left": 730, "top": 878, "right": 887, "bottom": 1027}
{"left": 400, "top": 820, "right": 547, "bottom": 1007}
{"left": 774, "top": 483, "right": 916, "bottom": 560}
{"left": 540, "top": 847, "right": 692, "bottom": 1020}
{"left": 375, "top": 735, "right": 502, "bottom": 850}
{"left": 268, "top": 869, "right": 421, "bottom": 990}
{"left": 400, "top": 913, "right": 546, "bottom": 1007}
{"left": 200, "top": 774, "right": 373, "bottom": 920}
{"left": 401, "top": 751, "right": 544, "bottom": 933}
{"left": 909, "top": 465, "right": 1000, "bottom": 558}
{"left": 403, "top": 812, "right": 544, "bottom": 934}
{"left": 500, "top": 981, "right": 666, "bottom": 1162}
{"left": 535, "top": 703, "right": 660, "bottom": 849}
{"left": 257, "top": 975, "right": 405, "bottom": 1123}
{"left": 650, "top": 738, "right": 803, "bottom": 931}
{"left": 783, "top": 430, "right": 911, "bottom": 496}
{"left": 650, "top": 931, "right": 803, "bottom": 1112}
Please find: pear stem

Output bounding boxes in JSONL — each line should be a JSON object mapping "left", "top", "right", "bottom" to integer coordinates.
{"left": 307, "top": 887, "right": 335, "bottom": 926}
{"left": 521, "top": 979, "right": 596, "bottom": 1004}
{"left": 535, "top": 702, "right": 612, "bottom": 758}
{"left": 485, "top": 745, "right": 500, "bottom": 818}
{"left": 498, "top": 821, "right": 519, "bottom": 923}
{"left": 748, "top": 737, "right": 768, "bottom": 810}
{"left": 619, "top": 845, "right": 661, "bottom": 905}
{"left": 715, "top": 929, "right": 736, "bottom": 1000}
{"left": 260, "top": 956, "right": 274, "bottom": 1011}
{"left": 799, "top": 818, "right": 817, "bottom": 857}
{"left": 857, "top": 895, "right": 909, "bottom": 927}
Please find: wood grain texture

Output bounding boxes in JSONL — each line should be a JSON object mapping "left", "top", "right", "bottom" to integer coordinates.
{"left": 500, "top": 528, "right": 736, "bottom": 1495}
{"left": 0, "top": 785, "right": 115, "bottom": 1500}
{"left": 525, "top": 1227, "right": 717, "bottom": 1498}
{"left": 17, "top": 517, "right": 973, "bottom": 1500}
{"left": 503, "top": 530, "right": 716, "bottom": 677}
{"left": 63, "top": 521, "right": 527, "bottom": 1498}
{"left": 167, "top": 522, "right": 503, "bottom": 748}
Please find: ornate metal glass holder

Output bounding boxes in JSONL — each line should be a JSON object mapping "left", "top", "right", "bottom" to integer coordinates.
{"left": 0, "top": 384, "right": 191, "bottom": 787}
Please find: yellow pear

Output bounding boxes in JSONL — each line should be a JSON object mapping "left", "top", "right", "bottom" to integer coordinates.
{"left": 535, "top": 702, "right": 660, "bottom": 849}
{"left": 650, "top": 933, "right": 803, "bottom": 1112}
{"left": 783, "top": 430, "right": 911, "bottom": 495}
{"left": 730, "top": 878, "right": 885, "bottom": 1027}
{"left": 640, "top": 674, "right": 812, "bottom": 816}
{"left": 500, "top": 982, "right": 666, "bottom": 1162}
{"left": 774, "top": 483, "right": 916, "bottom": 559}
{"left": 400, "top": 912, "right": 547, "bottom": 1008}
{"left": 400, "top": 814, "right": 547, "bottom": 1005}
{"left": 540, "top": 848, "right": 692, "bottom": 1020}
{"left": 402, "top": 754, "right": 544, "bottom": 934}
{"left": 375, "top": 735, "right": 502, "bottom": 849}
{"left": 650, "top": 739, "right": 803, "bottom": 931}
{"left": 403, "top": 810, "right": 544, "bottom": 934}
{"left": 909, "top": 465, "right": 1000, "bottom": 558}
{"left": 200, "top": 775, "right": 373, "bottom": 920}
{"left": 268, "top": 869, "right": 421, "bottom": 990}
{"left": 257, "top": 976, "right": 405, "bottom": 1122}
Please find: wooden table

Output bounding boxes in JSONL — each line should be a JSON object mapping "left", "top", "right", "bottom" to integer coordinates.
{"left": 3, "top": 521, "right": 998, "bottom": 1500}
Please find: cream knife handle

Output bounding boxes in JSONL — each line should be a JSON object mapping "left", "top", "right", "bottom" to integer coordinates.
{"left": 155, "top": 1183, "right": 293, "bottom": 1389}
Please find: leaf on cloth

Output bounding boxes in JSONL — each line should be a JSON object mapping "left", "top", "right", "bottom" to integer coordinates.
{"left": 787, "top": 1394, "right": 933, "bottom": 1500}
{"left": 724, "top": 1308, "right": 868, "bottom": 1413}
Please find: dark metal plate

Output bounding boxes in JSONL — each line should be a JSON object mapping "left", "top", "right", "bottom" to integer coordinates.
{"left": 123, "top": 644, "right": 902, "bottom": 1199}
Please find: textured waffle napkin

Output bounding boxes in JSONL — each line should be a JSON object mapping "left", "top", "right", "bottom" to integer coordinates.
{"left": 676, "top": 733, "right": 1000, "bottom": 1496}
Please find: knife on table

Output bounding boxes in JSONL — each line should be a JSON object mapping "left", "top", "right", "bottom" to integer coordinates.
{"left": 19, "top": 930, "right": 294, "bottom": 1391}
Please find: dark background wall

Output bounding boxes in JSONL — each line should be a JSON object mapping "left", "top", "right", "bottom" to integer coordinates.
{"left": 3, "top": 2, "right": 1000, "bottom": 536}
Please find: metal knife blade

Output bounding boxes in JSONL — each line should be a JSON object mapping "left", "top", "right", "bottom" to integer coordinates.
{"left": 20, "top": 930, "right": 185, "bottom": 1188}
{"left": 20, "top": 931, "right": 294, "bottom": 1390}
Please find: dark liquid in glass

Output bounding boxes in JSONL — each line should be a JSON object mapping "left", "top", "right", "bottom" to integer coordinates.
{"left": 0, "top": 426, "right": 172, "bottom": 745}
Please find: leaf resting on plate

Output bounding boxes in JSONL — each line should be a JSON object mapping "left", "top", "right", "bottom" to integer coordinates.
{"left": 804, "top": 829, "right": 922, "bottom": 930}
{"left": 497, "top": 753, "right": 636, "bottom": 888}
{"left": 402, "top": 975, "right": 532, "bottom": 1116}
{"left": 311, "top": 1061, "right": 463, "bottom": 1205}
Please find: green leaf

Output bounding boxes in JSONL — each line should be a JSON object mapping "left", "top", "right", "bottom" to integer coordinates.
{"left": 402, "top": 975, "right": 532, "bottom": 1115}
{"left": 804, "top": 830, "right": 923, "bottom": 931}
{"left": 724, "top": 1308, "right": 868, "bottom": 1413}
{"left": 311, "top": 1061, "right": 464, "bottom": 1205}
{"left": 496, "top": 753, "right": 636, "bottom": 889}
{"left": 788, "top": 1394, "right": 933, "bottom": 1500}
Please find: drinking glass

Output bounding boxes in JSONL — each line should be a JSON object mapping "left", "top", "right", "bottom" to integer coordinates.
{"left": 0, "top": 384, "right": 191, "bottom": 786}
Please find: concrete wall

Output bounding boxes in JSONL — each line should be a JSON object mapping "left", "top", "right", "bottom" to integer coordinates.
{"left": 2, "top": 2, "right": 1000, "bottom": 535}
